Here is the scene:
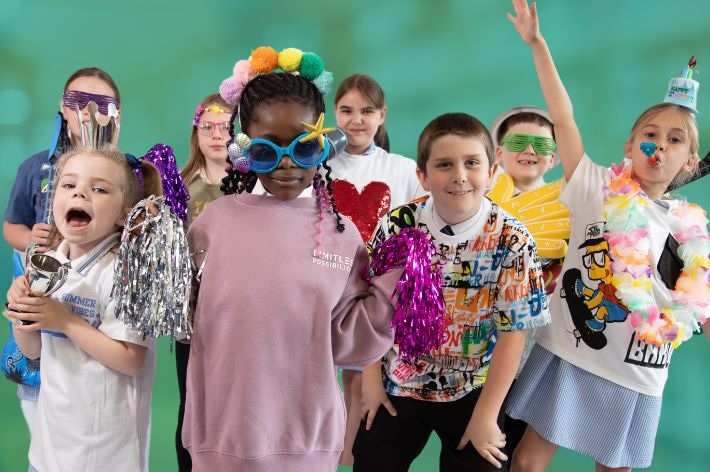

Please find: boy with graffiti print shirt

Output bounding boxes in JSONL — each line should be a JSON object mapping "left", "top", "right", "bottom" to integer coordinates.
{"left": 369, "top": 196, "right": 550, "bottom": 403}
{"left": 354, "top": 114, "right": 551, "bottom": 470}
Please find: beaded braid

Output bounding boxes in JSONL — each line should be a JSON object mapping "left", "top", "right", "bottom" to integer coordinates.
{"left": 221, "top": 72, "right": 345, "bottom": 233}
{"left": 321, "top": 160, "right": 346, "bottom": 233}
{"left": 221, "top": 106, "right": 257, "bottom": 195}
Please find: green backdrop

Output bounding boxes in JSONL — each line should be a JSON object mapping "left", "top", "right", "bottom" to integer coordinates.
{"left": 1, "top": 1, "right": 708, "bottom": 470}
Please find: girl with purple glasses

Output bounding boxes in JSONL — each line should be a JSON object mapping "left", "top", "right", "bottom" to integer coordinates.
{"left": 2, "top": 66, "right": 122, "bottom": 464}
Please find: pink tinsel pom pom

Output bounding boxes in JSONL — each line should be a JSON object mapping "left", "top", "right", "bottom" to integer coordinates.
{"left": 219, "top": 77, "right": 244, "bottom": 106}
{"left": 368, "top": 228, "right": 446, "bottom": 362}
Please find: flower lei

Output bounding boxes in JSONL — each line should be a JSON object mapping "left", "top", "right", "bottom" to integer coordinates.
{"left": 603, "top": 159, "right": 710, "bottom": 347}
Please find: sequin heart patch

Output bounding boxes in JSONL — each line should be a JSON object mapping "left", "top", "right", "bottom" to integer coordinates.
{"left": 331, "top": 180, "right": 392, "bottom": 242}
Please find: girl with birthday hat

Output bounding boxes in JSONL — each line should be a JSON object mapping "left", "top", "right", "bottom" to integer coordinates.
{"left": 182, "top": 46, "right": 401, "bottom": 471}
{"left": 504, "top": 1, "right": 710, "bottom": 470}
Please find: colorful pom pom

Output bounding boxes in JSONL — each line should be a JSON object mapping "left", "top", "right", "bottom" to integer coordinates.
{"left": 250, "top": 46, "right": 279, "bottom": 74}
{"left": 234, "top": 63, "right": 252, "bottom": 87}
{"left": 278, "top": 48, "right": 303, "bottom": 72}
{"left": 233, "top": 59, "right": 252, "bottom": 82}
{"left": 227, "top": 142, "right": 241, "bottom": 160}
{"left": 368, "top": 228, "right": 446, "bottom": 362}
{"left": 299, "top": 52, "right": 325, "bottom": 80}
{"left": 219, "top": 77, "right": 243, "bottom": 106}
{"left": 312, "top": 70, "right": 334, "bottom": 95}
{"left": 234, "top": 157, "right": 251, "bottom": 174}
{"left": 235, "top": 133, "right": 251, "bottom": 149}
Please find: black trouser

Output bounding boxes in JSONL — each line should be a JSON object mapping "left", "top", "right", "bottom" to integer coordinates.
{"left": 353, "top": 389, "right": 507, "bottom": 472}
{"left": 175, "top": 341, "right": 192, "bottom": 471}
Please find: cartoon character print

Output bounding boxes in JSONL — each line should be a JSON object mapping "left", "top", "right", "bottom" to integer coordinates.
{"left": 561, "top": 222, "right": 630, "bottom": 350}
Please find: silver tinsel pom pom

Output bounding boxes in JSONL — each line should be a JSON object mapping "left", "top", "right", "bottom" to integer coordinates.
{"left": 112, "top": 196, "right": 192, "bottom": 338}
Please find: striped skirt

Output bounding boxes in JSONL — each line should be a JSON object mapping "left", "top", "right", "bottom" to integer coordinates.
{"left": 506, "top": 344, "right": 662, "bottom": 469}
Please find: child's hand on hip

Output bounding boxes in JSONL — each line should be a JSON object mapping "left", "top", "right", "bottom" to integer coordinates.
{"left": 360, "top": 366, "right": 397, "bottom": 430}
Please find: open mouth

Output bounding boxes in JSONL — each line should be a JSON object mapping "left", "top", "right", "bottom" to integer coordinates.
{"left": 66, "top": 208, "right": 92, "bottom": 227}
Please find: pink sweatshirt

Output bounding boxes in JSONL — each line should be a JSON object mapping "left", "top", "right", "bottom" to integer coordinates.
{"left": 183, "top": 192, "right": 398, "bottom": 471}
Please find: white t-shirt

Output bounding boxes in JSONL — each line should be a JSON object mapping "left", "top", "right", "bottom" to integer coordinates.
{"left": 29, "top": 233, "right": 155, "bottom": 472}
{"left": 535, "top": 155, "right": 677, "bottom": 396}
{"left": 325, "top": 146, "right": 425, "bottom": 241}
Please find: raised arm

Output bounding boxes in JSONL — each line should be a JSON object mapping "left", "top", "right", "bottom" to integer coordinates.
{"left": 508, "top": 0, "right": 585, "bottom": 180}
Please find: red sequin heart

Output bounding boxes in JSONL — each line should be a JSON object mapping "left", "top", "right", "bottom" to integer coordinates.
{"left": 331, "top": 180, "right": 392, "bottom": 242}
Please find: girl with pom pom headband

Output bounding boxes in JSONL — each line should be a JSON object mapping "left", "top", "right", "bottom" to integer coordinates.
{"left": 183, "top": 46, "right": 404, "bottom": 471}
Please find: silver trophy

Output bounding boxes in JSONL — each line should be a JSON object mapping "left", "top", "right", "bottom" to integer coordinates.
{"left": 20, "top": 253, "right": 70, "bottom": 325}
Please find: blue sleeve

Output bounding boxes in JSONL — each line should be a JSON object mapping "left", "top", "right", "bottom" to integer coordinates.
{"left": 4, "top": 152, "right": 47, "bottom": 227}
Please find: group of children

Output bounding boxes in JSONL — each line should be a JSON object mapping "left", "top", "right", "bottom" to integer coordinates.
{"left": 3, "top": 1, "right": 709, "bottom": 471}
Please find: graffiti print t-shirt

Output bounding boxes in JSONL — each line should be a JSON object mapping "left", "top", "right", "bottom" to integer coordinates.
{"left": 535, "top": 155, "right": 679, "bottom": 397}
{"left": 370, "top": 196, "right": 550, "bottom": 402}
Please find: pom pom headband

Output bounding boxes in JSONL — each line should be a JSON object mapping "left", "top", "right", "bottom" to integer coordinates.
{"left": 219, "top": 46, "right": 334, "bottom": 106}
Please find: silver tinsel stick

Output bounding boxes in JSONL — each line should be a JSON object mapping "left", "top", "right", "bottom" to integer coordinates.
{"left": 112, "top": 196, "right": 192, "bottom": 338}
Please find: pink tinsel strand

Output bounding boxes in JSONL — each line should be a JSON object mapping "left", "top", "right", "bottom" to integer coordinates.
{"left": 368, "top": 228, "right": 446, "bottom": 362}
